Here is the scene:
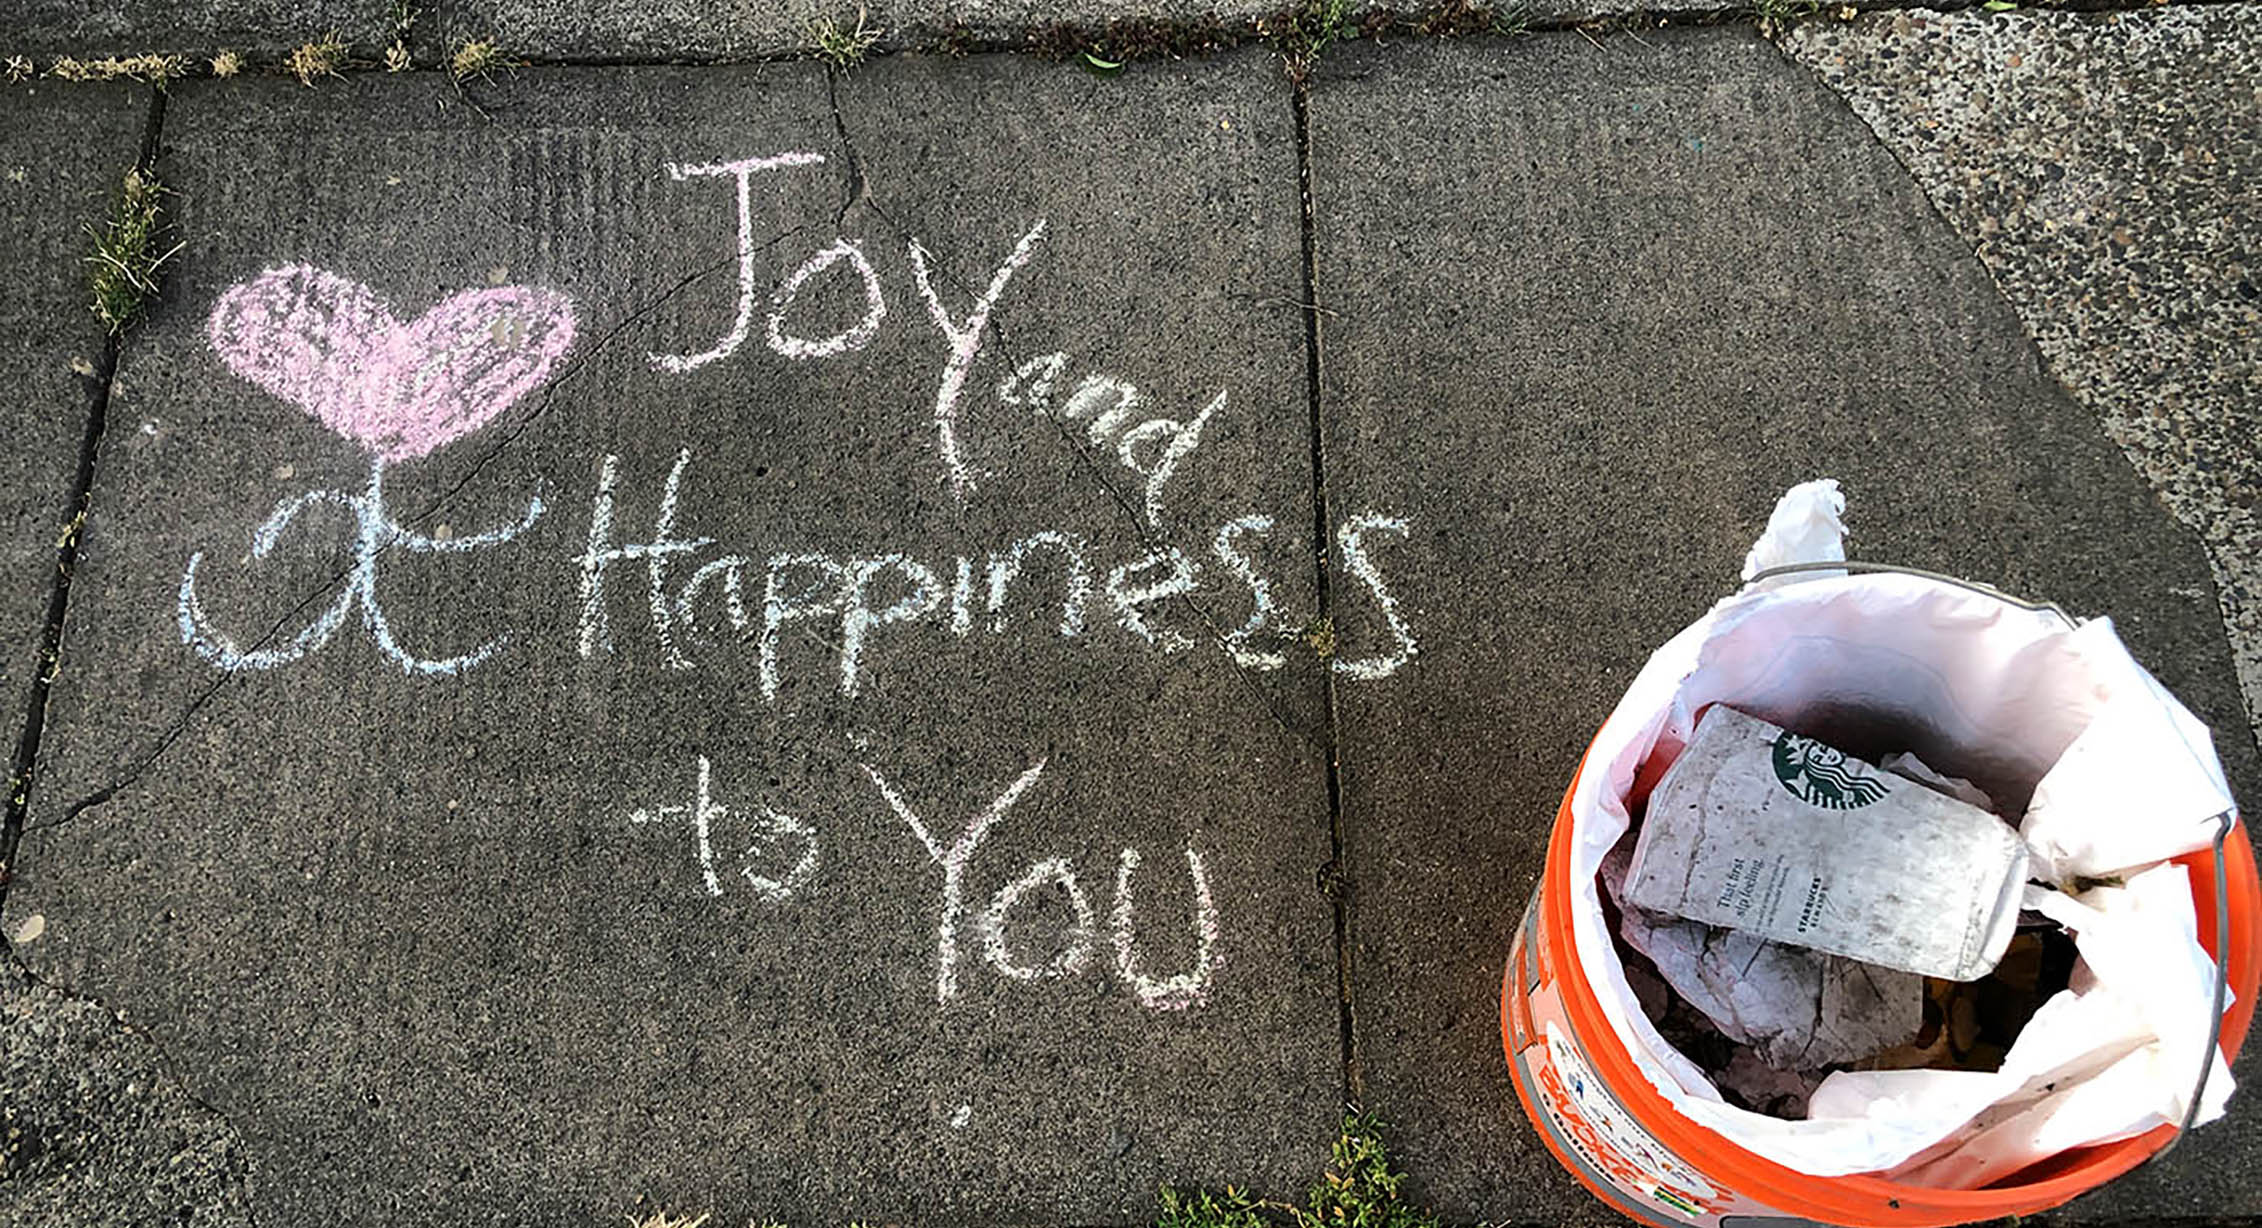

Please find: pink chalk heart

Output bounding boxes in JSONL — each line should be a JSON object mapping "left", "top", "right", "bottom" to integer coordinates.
{"left": 208, "top": 264, "right": 578, "bottom": 462}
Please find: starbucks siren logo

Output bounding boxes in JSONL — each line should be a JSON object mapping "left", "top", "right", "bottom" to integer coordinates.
{"left": 1770, "top": 731, "right": 1889, "bottom": 810}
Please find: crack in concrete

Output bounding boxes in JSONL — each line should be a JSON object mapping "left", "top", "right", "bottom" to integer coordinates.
{"left": 820, "top": 64, "right": 1327, "bottom": 749}
{"left": 0, "top": 83, "right": 169, "bottom": 915}
{"left": 2, "top": 945, "right": 258, "bottom": 1225}
{"left": 36, "top": 247, "right": 761, "bottom": 837}
{"left": 1289, "top": 73, "right": 1364, "bottom": 1110}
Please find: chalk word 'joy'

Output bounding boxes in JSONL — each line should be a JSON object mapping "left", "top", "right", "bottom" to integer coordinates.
{"left": 577, "top": 450, "right": 1420, "bottom": 695}
{"left": 626, "top": 756, "right": 1219, "bottom": 1010}
{"left": 644, "top": 151, "right": 1044, "bottom": 500}
{"left": 181, "top": 265, "right": 576, "bottom": 675}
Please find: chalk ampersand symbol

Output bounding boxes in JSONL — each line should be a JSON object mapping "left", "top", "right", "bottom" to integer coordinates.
{"left": 180, "top": 263, "right": 579, "bottom": 676}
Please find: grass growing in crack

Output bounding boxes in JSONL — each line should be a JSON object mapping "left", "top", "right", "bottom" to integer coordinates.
{"left": 1753, "top": 0, "right": 1821, "bottom": 31}
{"left": 86, "top": 169, "right": 180, "bottom": 335}
{"left": 386, "top": 0, "right": 419, "bottom": 70}
{"left": 210, "top": 49, "right": 243, "bottom": 78}
{"left": 1158, "top": 1114, "right": 1440, "bottom": 1228}
{"left": 287, "top": 32, "right": 348, "bottom": 85}
{"left": 1491, "top": 2, "right": 1536, "bottom": 36}
{"left": 5, "top": 55, "right": 33, "bottom": 82}
{"left": 1276, "top": 0, "right": 1354, "bottom": 79}
{"left": 450, "top": 37, "right": 510, "bottom": 81}
{"left": 47, "top": 53, "right": 187, "bottom": 84}
{"left": 810, "top": 7, "right": 884, "bottom": 68}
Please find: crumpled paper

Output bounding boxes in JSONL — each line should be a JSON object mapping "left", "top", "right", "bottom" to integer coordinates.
{"left": 1605, "top": 845, "right": 1922, "bottom": 1070}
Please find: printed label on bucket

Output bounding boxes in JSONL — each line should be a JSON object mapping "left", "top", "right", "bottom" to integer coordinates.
{"left": 1508, "top": 893, "right": 1792, "bottom": 1228}
{"left": 1538, "top": 1022, "right": 1718, "bottom": 1219}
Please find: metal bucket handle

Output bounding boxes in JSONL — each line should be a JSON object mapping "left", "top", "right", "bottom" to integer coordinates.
{"left": 1742, "top": 558, "right": 2237, "bottom": 1162}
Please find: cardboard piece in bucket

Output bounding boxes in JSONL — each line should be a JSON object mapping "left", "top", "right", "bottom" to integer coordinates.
{"left": 1568, "top": 479, "right": 2239, "bottom": 1187}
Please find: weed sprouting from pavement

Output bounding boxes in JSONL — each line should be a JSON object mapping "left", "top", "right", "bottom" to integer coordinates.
{"left": 287, "top": 32, "right": 348, "bottom": 85}
{"left": 810, "top": 7, "right": 884, "bottom": 68}
{"left": 450, "top": 37, "right": 509, "bottom": 80}
{"left": 1157, "top": 1113, "right": 1440, "bottom": 1228}
{"left": 1304, "top": 1114, "right": 1439, "bottom": 1228}
{"left": 48, "top": 53, "right": 187, "bottom": 84}
{"left": 1277, "top": 0, "right": 1354, "bottom": 79}
{"left": 86, "top": 168, "right": 180, "bottom": 335}
{"left": 1159, "top": 1186, "right": 1273, "bottom": 1228}
{"left": 1754, "top": 0, "right": 1821, "bottom": 32}
{"left": 386, "top": 0, "right": 419, "bottom": 70}
{"left": 210, "top": 49, "right": 243, "bottom": 77}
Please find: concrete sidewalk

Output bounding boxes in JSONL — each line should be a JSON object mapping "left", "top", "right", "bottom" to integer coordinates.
{"left": 1, "top": 5, "right": 2258, "bottom": 1226}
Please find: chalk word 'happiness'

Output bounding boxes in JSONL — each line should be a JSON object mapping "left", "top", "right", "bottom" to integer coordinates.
{"left": 577, "top": 449, "right": 1419, "bottom": 697}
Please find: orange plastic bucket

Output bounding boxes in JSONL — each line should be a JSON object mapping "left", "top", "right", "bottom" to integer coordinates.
{"left": 1503, "top": 750, "right": 2260, "bottom": 1227}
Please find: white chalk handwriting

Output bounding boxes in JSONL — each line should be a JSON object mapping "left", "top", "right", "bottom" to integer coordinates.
{"left": 623, "top": 753, "right": 1221, "bottom": 1011}
{"left": 578, "top": 449, "right": 1420, "bottom": 697}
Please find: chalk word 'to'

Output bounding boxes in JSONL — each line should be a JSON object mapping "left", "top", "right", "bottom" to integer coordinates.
{"left": 627, "top": 754, "right": 820, "bottom": 901}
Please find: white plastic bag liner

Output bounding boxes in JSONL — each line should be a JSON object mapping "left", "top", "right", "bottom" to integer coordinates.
{"left": 1568, "top": 479, "right": 2239, "bottom": 1181}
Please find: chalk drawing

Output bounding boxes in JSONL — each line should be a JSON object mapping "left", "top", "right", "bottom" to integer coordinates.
{"left": 761, "top": 552, "right": 850, "bottom": 702}
{"left": 1060, "top": 374, "right": 1142, "bottom": 445}
{"left": 864, "top": 757, "right": 1049, "bottom": 1003}
{"left": 184, "top": 264, "right": 573, "bottom": 675}
{"left": 977, "top": 856, "right": 1098, "bottom": 981}
{"left": 1212, "top": 514, "right": 1285, "bottom": 670}
{"left": 629, "top": 754, "right": 819, "bottom": 901}
{"left": 996, "top": 351, "right": 1067, "bottom": 412}
{"left": 838, "top": 554, "right": 942, "bottom": 697}
{"left": 766, "top": 238, "right": 887, "bottom": 360}
{"left": 646, "top": 152, "right": 826, "bottom": 374}
{"left": 1117, "top": 389, "right": 1224, "bottom": 529}
{"left": 906, "top": 219, "right": 1047, "bottom": 498}
{"left": 742, "top": 802, "right": 821, "bottom": 902}
{"left": 677, "top": 554, "right": 752, "bottom": 649}
{"left": 576, "top": 450, "right": 715, "bottom": 670}
{"left": 949, "top": 557, "right": 976, "bottom": 638}
{"left": 1332, "top": 513, "right": 1417, "bottom": 681}
{"left": 571, "top": 456, "right": 1415, "bottom": 692}
{"left": 1106, "top": 547, "right": 1197, "bottom": 652}
{"left": 1001, "top": 350, "right": 1224, "bottom": 529}
{"left": 628, "top": 753, "right": 727, "bottom": 897}
{"left": 986, "top": 531, "right": 1091, "bottom": 636}
{"left": 1111, "top": 847, "right": 1220, "bottom": 1011}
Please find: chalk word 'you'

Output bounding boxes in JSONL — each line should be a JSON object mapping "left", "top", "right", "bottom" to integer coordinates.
{"left": 577, "top": 449, "right": 1419, "bottom": 695}
{"left": 626, "top": 755, "right": 1217, "bottom": 1010}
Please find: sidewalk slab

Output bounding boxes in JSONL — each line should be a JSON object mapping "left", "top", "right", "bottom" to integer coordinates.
{"left": 1783, "top": 3, "right": 2262, "bottom": 754}
{"left": 1310, "top": 27, "right": 2262, "bottom": 1224}
{"left": 9, "top": 1, "right": 400, "bottom": 59}
{"left": 0, "top": 81, "right": 146, "bottom": 842}
{"left": 4, "top": 51, "right": 1347, "bottom": 1226}
{"left": 430, "top": 0, "right": 1280, "bottom": 61}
